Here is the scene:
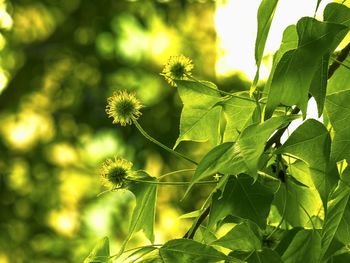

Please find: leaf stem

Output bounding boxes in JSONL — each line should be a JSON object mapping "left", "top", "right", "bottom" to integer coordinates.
{"left": 127, "top": 178, "right": 217, "bottom": 186}
{"left": 187, "top": 75, "right": 262, "bottom": 104}
{"left": 158, "top": 168, "right": 196, "bottom": 180}
{"left": 133, "top": 119, "right": 198, "bottom": 165}
{"left": 109, "top": 244, "right": 163, "bottom": 259}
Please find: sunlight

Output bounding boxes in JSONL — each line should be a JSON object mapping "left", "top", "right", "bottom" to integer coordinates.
{"left": 0, "top": 1, "right": 13, "bottom": 30}
{"left": 215, "top": 0, "right": 332, "bottom": 80}
{"left": 48, "top": 209, "right": 79, "bottom": 237}
{"left": 0, "top": 110, "right": 54, "bottom": 151}
{"left": 0, "top": 69, "right": 8, "bottom": 94}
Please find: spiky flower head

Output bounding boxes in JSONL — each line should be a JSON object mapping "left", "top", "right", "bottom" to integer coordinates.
{"left": 100, "top": 157, "right": 133, "bottom": 189}
{"left": 106, "top": 90, "right": 142, "bottom": 126}
{"left": 162, "top": 55, "right": 194, "bottom": 87}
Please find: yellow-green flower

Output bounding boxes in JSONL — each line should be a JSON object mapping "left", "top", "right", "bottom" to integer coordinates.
{"left": 100, "top": 157, "right": 133, "bottom": 189}
{"left": 106, "top": 90, "right": 142, "bottom": 126}
{"left": 162, "top": 55, "right": 194, "bottom": 87}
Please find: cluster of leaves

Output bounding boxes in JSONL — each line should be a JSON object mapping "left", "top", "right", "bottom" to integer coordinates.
{"left": 85, "top": 1, "right": 350, "bottom": 262}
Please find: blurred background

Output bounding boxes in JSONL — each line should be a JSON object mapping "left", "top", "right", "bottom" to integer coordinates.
{"left": 0, "top": 0, "right": 342, "bottom": 262}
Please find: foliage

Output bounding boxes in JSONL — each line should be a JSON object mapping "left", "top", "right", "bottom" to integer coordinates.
{"left": 85, "top": 1, "right": 350, "bottom": 262}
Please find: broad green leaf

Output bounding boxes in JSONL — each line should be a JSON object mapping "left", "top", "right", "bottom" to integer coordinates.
{"left": 220, "top": 93, "right": 257, "bottom": 142}
{"left": 274, "top": 227, "right": 302, "bottom": 256}
{"left": 251, "top": 0, "right": 279, "bottom": 93}
{"left": 159, "top": 239, "right": 242, "bottom": 263}
{"left": 209, "top": 175, "right": 275, "bottom": 229}
{"left": 175, "top": 80, "right": 222, "bottom": 148}
{"left": 324, "top": 3, "right": 350, "bottom": 27}
{"left": 326, "top": 90, "right": 350, "bottom": 163}
{"left": 264, "top": 25, "right": 298, "bottom": 95}
{"left": 327, "top": 61, "right": 350, "bottom": 95}
{"left": 265, "top": 17, "right": 346, "bottom": 118}
{"left": 84, "top": 237, "right": 111, "bottom": 263}
{"left": 185, "top": 115, "right": 299, "bottom": 196}
{"left": 321, "top": 180, "right": 350, "bottom": 259}
{"left": 193, "top": 225, "right": 218, "bottom": 245}
{"left": 120, "top": 172, "right": 158, "bottom": 254}
{"left": 125, "top": 246, "right": 158, "bottom": 263}
{"left": 245, "top": 249, "right": 283, "bottom": 263}
{"left": 277, "top": 119, "right": 333, "bottom": 204}
{"left": 212, "top": 220, "right": 262, "bottom": 251}
{"left": 309, "top": 53, "right": 329, "bottom": 116}
{"left": 281, "top": 230, "right": 321, "bottom": 263}
{"left": 273, "top": 180, "right": 323, "bottom": 228}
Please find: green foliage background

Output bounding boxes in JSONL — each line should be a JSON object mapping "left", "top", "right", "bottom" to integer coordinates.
{"left": 0, "top": 0, "right": 222, "bottom": 262}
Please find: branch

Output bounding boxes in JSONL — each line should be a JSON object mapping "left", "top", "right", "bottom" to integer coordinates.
{"left": 265, "top": 41, "right": 350, "bottom": 151}
{"left": 183, "top": 206, "right": 210, "bottom": 239}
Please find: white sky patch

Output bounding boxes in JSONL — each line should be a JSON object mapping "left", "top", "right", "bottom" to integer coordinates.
{"left": 215, "top": 0, "right": 332, "bottom": 80}
{"left": 280, "top": 97, "right": 323, "bottom": 144}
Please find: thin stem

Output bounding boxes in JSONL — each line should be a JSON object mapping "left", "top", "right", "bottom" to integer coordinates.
{"left": 127, "top": 178, "right": 217, "bottom": 186}
{"left": 330, "top": 57, "right": 350, "bottom": 71}
{"left": 187, "top": 75, "right": 262, "bottom": 104}
{"left": 133, "top": 119, "right": 198, "bottom": 165}
{"left": 110, "top": 244, "right": 163, "bottom": 259}
{"left": 158, "top": 168, "right": 196, "bottom": 180}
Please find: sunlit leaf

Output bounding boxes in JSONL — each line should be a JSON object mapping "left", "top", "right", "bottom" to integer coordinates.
{"left": 326, "top": 90, "right": 350, "bottom": 163}
{"left": 212, "top": 220, "right": 262, "bottom": 251}
{"left": 265, "top": 17, "right": 346, "bottom": 118}
{"left": 159, "top": 239, "right": 242, "bottom": 263}
{"left": 209, "top": 175, "right": 275, "bottom": 229}
{"left": 281, "top": 230, "right": 321, "bottom": 263}
{"left": 273, "top": 180, "right": 323, "bottom": 228}
{"left": 120, "top": 171, "right": 158, "bottom": 253}
{"left": 321, "top": 180, "right": 350, "bottom": 259}
{"left": 174, "top": 80, "right": 222, "bottom": 148}
{"left": 220, "top": 94, "right": 256, "bottom": 142}
{"left": 84, "top": 237, "right": 111, "bottom": 263}
{"left": 185, "top": 115, "right": 299, "bottom": 196}
{"left": 251, "top": 0, "right": 279, "bottom": 93}
{"left": 264, "top": 25, "right": 298, "bottom": 96}
{"left": 277, "top": 119, "right": 333, "bottom": 204}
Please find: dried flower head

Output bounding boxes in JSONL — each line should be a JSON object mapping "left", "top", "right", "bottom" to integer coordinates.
{"left": 106, "top": 90, "right": 142, "bottom": 126}
{"left": 162, "top": 55, "right": 194, "bottom": 87}
{"left": 100, "top": 157, "right": 133, "bottom": 189}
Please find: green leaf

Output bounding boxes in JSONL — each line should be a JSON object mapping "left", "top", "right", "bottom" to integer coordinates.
{"left": 309, "top": 53, "right": 329, "bottom": 116}
{"left": 264, "top": 25, "right": 298, "bottom": 96}
{"left": 159, "top": 239, "right": 242, "bottom": 263}
{"left": 327, "top": 60, "right": 350, "bottom": 95}
{"left": 84, "top": 237, "right": 111, "bottom": 263}
{"left": 265, "top": 17, "right": 346, "bottom": 118}
{"left": 209, "top": 175, "right": 275, "bottom": 229}
{"left": 175, "top": 80, "right": 222, "bottom": 148}
{"left": 321, "top": 180, "right": 350, "bottom": 259}
{"left": 245, "top": 249, "right": 283, "bottom": 263}
{"left": 325, "top": 90, "right": 350, "bottom": 163}
{"left": 185, "top": 115, "right": 298, "bottom": 196}
{"left": 281, "top": 230, "right": 321, "bottom": 263}
{"left": 212, "top": 220, "right": 262, "bottom": 251}
{"left": 276, "top": 119, "right": 333, "bottom": 204}
{"left": 324, "top": 3, "right": 350, "bottom": 27}
{"left": 221, "top": 93, "right": 257, "bottom": 142}
{"left": 120, "top": 171, "right": 158, "bottom": 254}
{"left": 125, "top": 246, "right": 158, "bottom": 263}
{"left": 251, "top": 0, "right": 279, "bottom": 93}
{"left": 273, "top": 180, "right": 323, "bottom": 228}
